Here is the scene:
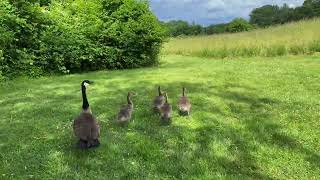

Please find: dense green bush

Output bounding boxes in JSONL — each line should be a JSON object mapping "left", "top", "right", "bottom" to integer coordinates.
{"left": 0, "top": 0, "right": 166, "bottom": 79}
{"left": 226, "top": 18, "right": 255, "bottom": 33}
{"left": 164, "top": 20, "right": 203, "bottom": 37}
{"left": 0, "top": 0, "right": 50, "bottom": 78}
{"left": 204, "top": 23, "right": 228, "bottom": 35}
{"left": 38, "top": 0, "right": 103, "bottom": 73}
{"left": 97, "top": 0, "right": 166, "bottom": 68}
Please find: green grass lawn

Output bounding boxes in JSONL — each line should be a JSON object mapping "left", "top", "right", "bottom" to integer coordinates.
{"left": 0, "top": 55, "right": 320, "bottom": 179}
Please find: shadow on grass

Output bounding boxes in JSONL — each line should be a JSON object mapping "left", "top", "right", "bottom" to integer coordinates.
{"left": 212, "top": 84, "right": 320, "bottom": 169}
{"left": 0, "top": 77, "right": 319, "bottom": 178}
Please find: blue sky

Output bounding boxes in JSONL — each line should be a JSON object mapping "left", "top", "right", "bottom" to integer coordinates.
{"left": 150, "top": 0, "right": 305, "bottom": 25}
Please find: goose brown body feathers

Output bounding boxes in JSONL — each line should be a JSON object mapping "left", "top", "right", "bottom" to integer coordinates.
{"left": 160, "top": 92, "right": 172, "bottom": 124}
{"left": 117, "top": 92, "right": 135, "bottom": 124}
{"left": 153, "top": 86, "right": 166, "bottom": 112}
{"left": 73, "top": 112, "right": 100, "bottom": 147}
{"left": 178, "top": 87, "right": 191, "bottom": 116}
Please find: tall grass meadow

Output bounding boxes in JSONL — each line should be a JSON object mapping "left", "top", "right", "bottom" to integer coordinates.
{"left": 163, "top": 19, "right": 320, "bottom": 58}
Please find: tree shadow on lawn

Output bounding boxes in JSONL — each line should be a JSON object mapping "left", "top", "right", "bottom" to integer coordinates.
{"left": 212, "top": 84, "right": 320, "bottom": 169}
{"left": 94, "top": 81, "right": 276, "bottom": 178}
{"left": 0, "top": 79, "right": 319, "bottom": 178}
{"left": 131, "top": 81, "right": 320, "bottom": 178}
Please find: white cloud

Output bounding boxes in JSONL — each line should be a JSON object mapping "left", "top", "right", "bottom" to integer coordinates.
{"left": 207, "top": 0, "right": 226, "bottom": 9}
{"left": 150, "top": 0, "right": 305, "bottom": 25}
{"left": 289, "top": 3, "right": 297, "bottom": 8}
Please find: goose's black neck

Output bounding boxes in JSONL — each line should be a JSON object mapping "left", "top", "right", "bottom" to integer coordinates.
{"left": 165, "top": 94, "right": 168, "bottom": 103}
{"left": 82, "top": 84, "right": 89, "bottom": 110}
{"left": 127, "top": 93, "right": 133, "bottom": 105}
{"left": 158, "top": 86, "right": 161, "bottom": 96}
{"left": 183, "top": 88, "right": 186, "bottom": 97}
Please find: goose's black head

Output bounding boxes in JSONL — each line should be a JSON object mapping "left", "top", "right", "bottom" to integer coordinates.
{"left": 81, "top": 80, "right": 94, "bottom": 88}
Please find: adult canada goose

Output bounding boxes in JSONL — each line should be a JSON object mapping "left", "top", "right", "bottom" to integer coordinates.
{"left": 153, "top": 86, "right": 165, "bottom": 113}
{"left": 117, "top": 92, "right": 136, "bottom": 125}
{"left": 160, "top": 92, "right": 172, "bottom": 124}
{"left": 178, "top": 87, "right": 191, "bottom": 116}
{"left": 73, "top": 80, "right": 100, "bottom": 149}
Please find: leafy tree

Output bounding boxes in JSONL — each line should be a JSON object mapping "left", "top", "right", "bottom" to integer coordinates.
{"left": 303, "top": 0, "right": 320, "bottom": 16}
{"left": 277, "top": 4, "right": 294, "bottom": 24}
{"left": 164, "top": 20, "right": 191, "bottom": 37}
{"left": 189, "top": 23, "right": 203, "bottom": 35}
{"left": 204, "top": 23, "right": 228, "bottom": 35}
{"left": 250, "top": 5, "right": 280, "bottom": 27}
{"left": 250, "top": 1, "right": 320, "bottom": 27}
{"left": 226, "top": 18, "right": 254, "bottom": 33}
{"left": 303, "top": 0, "right": 320, "bottom": 6}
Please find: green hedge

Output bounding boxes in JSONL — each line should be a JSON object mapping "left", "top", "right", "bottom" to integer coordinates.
{"left": 0, "top": 0, "right": 166, "bottom": 79}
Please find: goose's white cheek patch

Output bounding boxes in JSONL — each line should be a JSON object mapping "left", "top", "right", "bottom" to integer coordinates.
{"left": 84, "top": 82, "right": 89, "bottom": 87}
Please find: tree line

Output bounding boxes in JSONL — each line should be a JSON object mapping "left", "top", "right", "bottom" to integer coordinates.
{"left": 164, "top": 0, "right": 320, "bottom": 37}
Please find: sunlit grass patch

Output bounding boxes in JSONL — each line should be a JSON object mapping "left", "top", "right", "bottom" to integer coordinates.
{"left": 0, "top": 55, "right": 319, "bottom": 179}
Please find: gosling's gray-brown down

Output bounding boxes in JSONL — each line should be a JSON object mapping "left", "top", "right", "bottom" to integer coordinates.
{"left": 153, "top": 86, "right": 166, "bottom": 113}
{"left": 178, "top": 87, "right": 191, "bottom": 116}
{"left": 73, "top": 80, "right": 100, "bottom": 149}
{"left": 160, "top": 92, "right": 172, "bottom": 124}
{"left": 117, "top": 92, "right": 136, "bottom": 124}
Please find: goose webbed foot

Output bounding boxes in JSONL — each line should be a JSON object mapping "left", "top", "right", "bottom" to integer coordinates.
{"left": 89, "top": 139, "right": 100, "bottom": 148}
{"left": 160, "top": 117, "right": 172, "bottom": 126}
{"left": 179, "top": 110, "right": 190, "bottom": 116}
{"left": 77, "top": 139, "right": 90, "bottom": 149}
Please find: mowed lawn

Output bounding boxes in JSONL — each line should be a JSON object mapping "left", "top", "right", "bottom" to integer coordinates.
{"left": 0, "top": 55, "right": 320, "bottom": 179}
